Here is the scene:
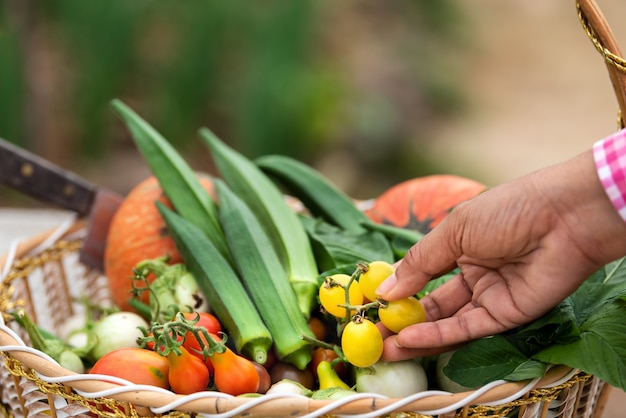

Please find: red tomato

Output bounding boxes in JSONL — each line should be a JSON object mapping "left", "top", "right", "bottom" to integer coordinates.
{"left": 144, "top": 331, "right": 183, "bottom": 352}
{"left": 167, "top": 346, "right": 210, "bottom": 394}
{"left": 90, "top": 347, "right": 169, "bottom": 389}
{"left": 253, "top": 362, "right": 272, "bottom": 394}
{"left": 310, "top": 347, "right": 348, "bottom": 380}
{"left": 181, "top": 312, "right": 222, "bottom": 375}
{"left": 307, "top": 316, "right": 328, "bottom": 341}
{"left": 270, "top": 362, "right": 315, "bottom": 390}
{"left": 187, "top": 312, "right": 222, "bottom": 334}
{"left": 208, "top": 334, "right": 260, "bottom": 396}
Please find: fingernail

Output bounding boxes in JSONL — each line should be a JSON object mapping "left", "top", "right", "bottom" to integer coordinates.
{"left": 393, "top": 335, "right": 404, "bottom": 348}
{"left": 376, "top": 273, "right": 397, "bottom": 297}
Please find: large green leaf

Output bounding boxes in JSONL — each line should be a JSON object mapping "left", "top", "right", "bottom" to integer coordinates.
{"left": 533, "top": 300, "right": 626, "bottom": 390}
{"left": 444, "top": 335, "right": 529, "bottom": 387}
{"left": 299, "top": 215, "right": 394, "bottom": 270}
{"left": 504, "top": 359, "right": 549, "bottom": 382}
{"left": 506, "top": 301, "right": 580, "bottom": 355}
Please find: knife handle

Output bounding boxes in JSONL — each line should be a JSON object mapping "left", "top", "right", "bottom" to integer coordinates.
{"left": 0, "top": 138, "right": 96, "bottom": 216}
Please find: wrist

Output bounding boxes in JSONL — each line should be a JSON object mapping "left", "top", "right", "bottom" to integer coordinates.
{"left": 535, "top": 144, "right": 626, "bottom": 266}
{"left": 594, "top": 128, "right": 626, "bottom": 221}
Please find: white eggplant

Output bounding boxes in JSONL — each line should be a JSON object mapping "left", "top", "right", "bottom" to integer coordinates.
{"left": 90, "top": 311, "right": 149, "bottom": 361}
{"left": 355, "top": 360, "right": 428, "bottom": 397}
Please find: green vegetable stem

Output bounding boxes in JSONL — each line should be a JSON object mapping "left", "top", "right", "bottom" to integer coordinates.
{"left": 11, "top": 309, "right": 86, "bottom": 373}
{"left": 132, "top": 256, "right": 208, "bottom": 324}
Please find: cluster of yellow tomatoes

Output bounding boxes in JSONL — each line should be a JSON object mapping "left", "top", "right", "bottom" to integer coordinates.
{"left": 317, "top": 260, "right": 427, "bottom": 368}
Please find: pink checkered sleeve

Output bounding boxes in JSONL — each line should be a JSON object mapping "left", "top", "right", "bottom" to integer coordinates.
{"left": 594, "top": 128, "right": 626, "bottom": 221}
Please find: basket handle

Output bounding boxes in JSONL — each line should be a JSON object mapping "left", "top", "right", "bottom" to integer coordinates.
{"left": 577, "top": 0, "right": 626, "bottom": 129}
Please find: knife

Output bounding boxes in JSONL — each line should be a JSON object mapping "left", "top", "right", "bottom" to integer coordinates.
{"left": 0, "top": 137, "right": 124, "bottom": 271}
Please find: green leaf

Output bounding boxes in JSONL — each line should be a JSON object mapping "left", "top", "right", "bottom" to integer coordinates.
{"left": 506, "top": 301, "right": 580, "bottom": 354}
{"left": 439, "top": 258, "right": 626, "bottom": 391}
{"left": 503, "top": 359, "right": 549, "bottom": 382}
{"left": 567, "top": 266, "right": 626, "bottom": 327}
{"left": 360, "top": 221, "right": 423, "bottom": 259}
{"left": 533, "top": 299, "right": 626, "bottom": 390}
{"left": 602, "top": 257, "right": 626, "bottom": 285}
{"left": 299, "top": 215, "right": 394, "bottom": 270}
{"left": 444, "top": 335, "right": 529, "bottom": 387}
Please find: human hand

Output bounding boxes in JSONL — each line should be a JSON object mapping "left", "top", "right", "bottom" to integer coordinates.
{"left": 376, "top": 150, "right": 626, "bottom": 361}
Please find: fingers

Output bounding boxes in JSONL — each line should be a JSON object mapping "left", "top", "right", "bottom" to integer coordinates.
{"left": 382, "top": 336, "right": 463, "bottom": 360}
{"left": 376, "top": 220, "right": 462, "bottom": 301}
{"left": 419, "top": 272, "right": 474, "bottom": 321}
{"left": 382, "top": 307, "right": 509, "bottom": 361}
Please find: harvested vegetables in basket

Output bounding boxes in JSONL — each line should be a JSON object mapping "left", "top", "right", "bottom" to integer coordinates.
{"left": 20, "top": 100, "right": 626, "bottom": 397}
{"left": 6, "top": 8, "right": 626, "bottom": 406}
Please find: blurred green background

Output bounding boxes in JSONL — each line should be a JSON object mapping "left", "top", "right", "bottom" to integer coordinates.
{"left": 0, "top": 0, "right": 472, "bottom": 206}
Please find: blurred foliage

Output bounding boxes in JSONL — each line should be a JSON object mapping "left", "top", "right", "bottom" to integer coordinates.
{"left": 0, "top": 0, "right": 470, "bottom": 199}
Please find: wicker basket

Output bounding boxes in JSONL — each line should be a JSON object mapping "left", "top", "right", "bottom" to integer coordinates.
{"left": 0, "top": 0, "right": 624, "bottom": 417}
{"left": 0, "top": 221, "right": 613, "bottom": 418}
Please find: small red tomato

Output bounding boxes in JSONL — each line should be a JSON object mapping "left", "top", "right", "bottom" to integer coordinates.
{"left": 144, "top": 331, "right": 183, "bottom": 352}
{"left": 182, "top": 312, "right": 222, "bottom": 353}
{"left": 90, "top": 348, "right": 169, "bottom": 389}
{"left": 270, "top": 361, "right": 315, "bottom": 390}
{"left": 167, "top": 346, "right": 210, "bottom": 394}
{"left": 253, "top": 362, "right": 272, "bottom": 394}
{"left": 181, "top": 312, "right": 222, "bottom": 374}
{"left": 311, "top": 347, "right": 348, "bottom": 380}
{"left": 184, "top": 312, "right": 222, "bottom": 334}
{"left": 209, "top": 334, "right": 260, "bottom": 396}
{"left": 308, "top": 316, "right": 328, "bottom": 341}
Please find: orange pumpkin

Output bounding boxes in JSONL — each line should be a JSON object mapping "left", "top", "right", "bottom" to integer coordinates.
{"left": 365, "top": 174, "right": 487, "bottom": 234}
{"left": 104, "top": 175, "right": 215, "bottom": 312}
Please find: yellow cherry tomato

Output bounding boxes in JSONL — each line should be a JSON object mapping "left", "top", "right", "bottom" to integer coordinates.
{"left": 378, "top": 296, "right": 426, "bottom": 333}
{"left": 341, "top": 317, "right": 383, "bottom": 368}
{"left": 319, "top": 274, "right": 364, "bottom": 318}
{"left": 358, "top": 260, "right": 395, "bottom": 301}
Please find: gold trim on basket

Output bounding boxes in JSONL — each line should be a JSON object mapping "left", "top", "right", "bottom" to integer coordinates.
{"left": 0, "top": 239, "right": 82, "bottom": 323}
{"left": 577, "top": 0, "right": 626, "bottom": 129}
{"left": 0, "top": 347, "right": 600, "bottom": 418}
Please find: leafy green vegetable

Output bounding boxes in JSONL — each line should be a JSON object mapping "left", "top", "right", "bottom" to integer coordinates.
{"left": 444, "top": 335, "right": 531, "bottom": 387}
{"left": 505, "top": 359, "right": 549, "bottom": 383}
{"left": 534, "top": 300, "right": 626, "bottom": 389}
{"left": 299, "top": 215, "right": 394, "bottom": 270}
{"left": 442, "top": 257, "right": 626, "bottom": 391}
{"left": 359, "top": 221, "right": 423, "bottom": 259}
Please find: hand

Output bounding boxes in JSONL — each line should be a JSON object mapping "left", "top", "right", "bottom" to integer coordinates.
{"left": 376, "top": 149, "right": 626, "bottom": 361}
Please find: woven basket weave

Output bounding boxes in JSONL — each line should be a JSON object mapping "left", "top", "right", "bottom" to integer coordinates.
{"left": 0, "top": 0, "right": 623, "bottom": 416}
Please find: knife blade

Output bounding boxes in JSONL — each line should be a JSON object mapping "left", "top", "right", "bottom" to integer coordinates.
{"left": 0, "top": 137, "right": 124, "bottom": 271}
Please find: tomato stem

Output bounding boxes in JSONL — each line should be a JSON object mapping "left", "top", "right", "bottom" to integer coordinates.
{"left": 301, "top": 334, "right": 335, "bottom": 350}
{"left": 140, "top": 312, "right": 227, "bottom": 359}
{"left": 343, "top": 262, "right": 367, "bottom": 324}
{"left": 301, "top": 334, "right": 347, "bottom": 363}
{"left": 131, "top": 267, "right": 161, "bottom": 317}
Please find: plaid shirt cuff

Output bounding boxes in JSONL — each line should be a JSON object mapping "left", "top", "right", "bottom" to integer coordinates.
{"left": 594, "top": 128, "right": 626, "bottom": 221}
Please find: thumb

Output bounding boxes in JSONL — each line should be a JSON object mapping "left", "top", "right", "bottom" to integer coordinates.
{"left": 376, "top": 220, "right": 461, "bottom": 300}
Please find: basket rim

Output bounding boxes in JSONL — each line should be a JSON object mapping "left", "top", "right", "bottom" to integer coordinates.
{"left": 0, "top": 217, "right": 86, "bottom": 274}
{"left": 0, "top": 219, "right": 589, "bottom": 417}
